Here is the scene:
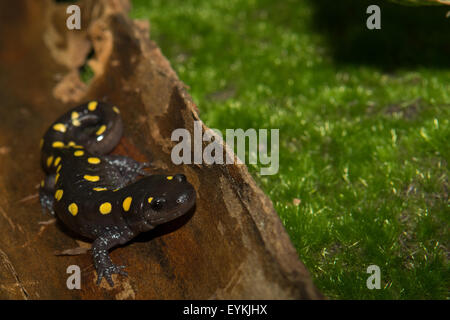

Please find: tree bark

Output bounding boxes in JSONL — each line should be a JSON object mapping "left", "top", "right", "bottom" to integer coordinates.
{"left": 0, "top": 0, "right": 323, "bottom": 299}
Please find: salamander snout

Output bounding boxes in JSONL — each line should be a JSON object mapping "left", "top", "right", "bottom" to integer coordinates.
{"left": 176, "top": 192, "right": 189, "bottom": 204}
{"left": 173, "top": 174, "right": 186, "bottom": 183}
{"left": 172, "top": 174, "right": 194, "bottom": 206}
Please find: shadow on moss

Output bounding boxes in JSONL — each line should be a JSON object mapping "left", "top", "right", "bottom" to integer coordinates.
{"left": 308, "top": 0, "right": 450, "bottom": 70}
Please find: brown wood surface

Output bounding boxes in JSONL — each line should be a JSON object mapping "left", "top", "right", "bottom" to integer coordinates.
{"left": 0, "top": 0, "right": 323, "bottom": 299}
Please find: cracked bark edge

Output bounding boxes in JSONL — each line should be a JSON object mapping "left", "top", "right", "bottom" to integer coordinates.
{"left": 0, "top": 248, "right": 29, "bottom": 300}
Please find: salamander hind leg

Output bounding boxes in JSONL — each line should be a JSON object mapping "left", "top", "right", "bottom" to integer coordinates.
{"left": 39, "top": 189, "right": 55, "bottom": 215}
{"left": 39, "top": 175, "right": 56, "bottom": 215}
{"left": 103, "top": 155, "right": 152, "bottom": 185}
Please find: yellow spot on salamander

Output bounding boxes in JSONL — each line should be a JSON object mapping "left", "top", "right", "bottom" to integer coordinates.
{"left": 54, "top": 156, "right": 61, "bottom": 166}
{"left": 99, "top": 202, "right": 112, "bottom": 215}
{"left": 93, "top": 187, "right": 107, "bottom": 191}
{"left": 96, "top": 125, "right": 106, "bottom": 136}
{"left": 84, "top": 175, "right": 100, "bottom": 182}
{"left": 54, "top": 189, "right": 63, "bottom": 201}
{"left": 47, "top": 156, "right": 54, "bottom": 167}
{"left": 56, "top": 165, "right": 62, "bottom": 173}
{"left": 122, "top": 197, "right": 132, "bottom": 212}
{"left": 68, "top": 141, "right": 83, "bottom": 149}
{"left": 54, "top": 173, "right": 60, "bottom": 184}
{"left": 88, "top": 101, "right": 98, "bottom": 111}
{"left": 40, "top": 180, "right": 45, "bottom": 187}
{"left": 148, "top": 197, "right": 153, "bottom": 204}
{"left": 52, "top": 141, "right": 64, "bottom": 148}
{"left": 113, "top": 106, "right": 120, "bottom": 114}
{"left": 68, "top": 203, "right": 78, "bottom": 216}
{"left": 74, "top": 150, "right": 84, "bottom": 157}
{"left": 71, "top": 112, "right": 80, "bottom": 127}
{"left": 166, "top": 176, "right": 173, "bottom": 180}
{"left": 88, "top": 157, "right": 101, "bottom": 164}
{"left": 40, "top": 139, "right": 44, "bottom": 149}
{"left": 53, "top": 123, "right": 67, "bottom": 133}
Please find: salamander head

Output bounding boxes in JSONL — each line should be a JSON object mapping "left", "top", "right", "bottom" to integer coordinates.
{"left": 124, "top": 174, "right": 196, "bottom": 233}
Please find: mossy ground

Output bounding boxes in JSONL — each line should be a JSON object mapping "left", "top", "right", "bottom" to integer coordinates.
{"left": 129, "top": 0, "right": 449, "bottom": 299}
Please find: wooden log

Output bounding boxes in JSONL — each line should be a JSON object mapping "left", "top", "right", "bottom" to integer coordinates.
{"left": 0, "top": 0, "right": 323, "bottom": 299}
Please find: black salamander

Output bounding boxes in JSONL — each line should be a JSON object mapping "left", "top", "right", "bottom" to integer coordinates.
{"left": 39, "top": 101, "right": 196, "bottom": 286}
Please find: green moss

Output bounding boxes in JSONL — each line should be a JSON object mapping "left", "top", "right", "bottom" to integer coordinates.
{"left": 130, "top": 0, "right": 449, "bottom": 299}
{"left": 79, "top": 63, "right": 94, "bottom": 84}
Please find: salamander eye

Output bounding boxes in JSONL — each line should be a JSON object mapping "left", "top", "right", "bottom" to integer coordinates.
{"left": 150, "top": 197, "right": 166, "bottom": 211}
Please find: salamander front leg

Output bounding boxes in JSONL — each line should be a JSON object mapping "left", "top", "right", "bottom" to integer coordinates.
{"left": 92, "top": 230, "right": 130, "bottom": 286}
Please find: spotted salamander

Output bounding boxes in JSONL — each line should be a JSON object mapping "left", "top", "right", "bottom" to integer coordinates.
{"left": 39, "top": 101, "right": 196, "bottom": 286}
